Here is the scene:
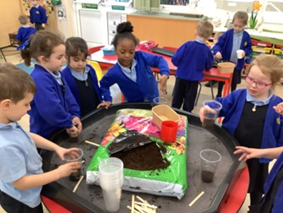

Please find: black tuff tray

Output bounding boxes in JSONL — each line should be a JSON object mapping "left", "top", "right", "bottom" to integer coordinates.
{"left": 41, "top": 103, "right": 245, "bottom": 213}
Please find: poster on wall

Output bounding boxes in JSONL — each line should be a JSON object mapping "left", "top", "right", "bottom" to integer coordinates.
{"left": 22, "top": 0, "right": 54, "bottom": 16}
{"left": 57, "top": 5, "right": 66, "bottom": 20}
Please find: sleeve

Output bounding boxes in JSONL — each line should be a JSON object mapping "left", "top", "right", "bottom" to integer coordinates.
{"left": 40, "top": 7, "right": 48, "bottom": 23}
{"left": 141, "top": 52, "right": 169, "bottom": 76}
{"left": 211, "top": 31, "right": 228, "bottom": 55}
{"left": 64, "top": 83, "right": 81, "bottom": 118}
{"left": 171, "top": 43, "right": 186, "bottom": 66}
{"left": 100, "top": 69, "right": 116, "bottom": 102}
{"left": 204, "top": 48, "right": 213, "bottom": 71}
{"left": 32, "top": 75, "right": 73, "bottom": 128}
{"left": 29, "top": 9, "right": 34, "bottom": 24}
{"left": 244, "top": 33, "right": 253, "bottom": 57}
{"left": 16, "top": 29, "right": 23, "bottom": 43}
{"left": 0, "top": 146, "right": 26, "bottom": 183}
{"left": 215, "top": 92, "right": 235, "bottom": 118}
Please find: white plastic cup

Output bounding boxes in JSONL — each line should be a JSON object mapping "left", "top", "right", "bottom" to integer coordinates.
{"left": 153, "top": 96, "right": 168, "bottom": 105}
{"left": 200, "top": 149, "right": 222, "bottom": 183}
{"left": 99, "top": 158, "right": 124, "bottom": 212}
{"left": 236, "top": 49, "right": 244, "bottom": 59}
{"left": 202, "top": 100, "right": 222, "bottom": 131}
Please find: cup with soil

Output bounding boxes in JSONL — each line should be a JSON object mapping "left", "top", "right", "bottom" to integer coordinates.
{"left": 202, "top": 100, "right": 222, "bottom": 131}
{"left": 63, "top": 148, "right": 84, "bottom": 181}
{"left": 200, "top": 149, "right": 222, "bottom": 183}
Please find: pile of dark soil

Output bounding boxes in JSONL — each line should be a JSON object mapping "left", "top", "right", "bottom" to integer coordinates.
{"left": 111, "top": 142, "right": 170, "bottom": 171}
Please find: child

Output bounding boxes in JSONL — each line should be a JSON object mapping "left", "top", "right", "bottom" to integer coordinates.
{"left": 212, "top": 11, "right": 253, "bottom": 97}
{"left": 21, "top": 31, "right": 82, "bottom": 139}
{"left": 99, "top": 21, "right": 169, "bottom": 105}
{"left": 16, "top": 14, "right": 36, "bottom": 44}
{"left": 199, "top": 54, "right": 283, "bottom": 206}
{"left": 234, "top": 144, "right": 283, "bottom": 212}
{"left": 171, "top": 20, "right": 214, "bottom": 112}
{"left": 29, "top": 0, "right": 47, "bottom": 31}
{"left": 62, "top": 37, "right": 107, "bottom": 117}
{"left": 0, "top": 63, "right": 81, "bottom": 213}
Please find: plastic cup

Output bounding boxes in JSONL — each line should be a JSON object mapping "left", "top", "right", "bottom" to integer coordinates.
{"left": 202, "top": 100, "right": 222, "bottom": 131}
{"left": 200, "top": 149, "right": 222, "bottom": 183}
{"left": 160, "top": 120, "right": 178, "bottom": 143}
{"left": 153, "top": 96, "right": 168, "bottom": 105}
{"left": 99, "top": 158, "right": 124, "bottom": 212}
{"left": 63, "top": 148, "right": 84, "bottom": 181}
{"left": 236, "top": 49, "right": 244, "bottom": 59}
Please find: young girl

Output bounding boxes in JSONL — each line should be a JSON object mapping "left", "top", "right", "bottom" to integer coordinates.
{"left": 21, "top": 31, "right": 82, "bottom": 139}
{"left": 62, "top": 37, "right": 107, "bottom": 117}
{"left": 200, "top": 54, "right": 283, "bottom": 206}
{"left": 212, "top": 11, "right": 253, "bottom": 97}
{"left": 99, "top": 21, "right": 169, "bottom": 105}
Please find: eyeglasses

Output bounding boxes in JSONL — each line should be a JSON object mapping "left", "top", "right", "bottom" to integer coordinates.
{"left": 245, "top": 75, "right": 272, "bottom": 89}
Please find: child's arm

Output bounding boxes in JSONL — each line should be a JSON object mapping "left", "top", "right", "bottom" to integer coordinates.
{"left": 234, "top": 146, "right": 283, "bottom": 161}
{"left": 171, "top": 43, "right": 186, "bottom": 66}
{"left": 12, "top": 161, "right": 80, "bottom": 190}
{"left": 211, "top": 31, "right": 228, "bottom": 59}
{"left": 99, "top": 71, "right": 115, "bottom": 102}
{"left": 243, "top": 33, "right": 253, "bottom": 58}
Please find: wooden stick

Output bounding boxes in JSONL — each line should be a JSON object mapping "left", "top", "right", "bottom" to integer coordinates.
{"left": 84, "top": 140, "right": 100, "bottom": 147}
{"left": 136, "top": 195, "right": 148, "bottom": 204}
{"left": 127, "top": 206, "right": 139, "bottom": 213}
{"left": 134, "top": 201, "right": 157, "bottom": 209}
{"left": 134, "top": 205, "right": 147, "bottom": 213}
{"left": 189, "top": 191, "right": 205, "bottom": 207}
{"left": 131, "top": 194, "right": 135, "bottom": 213}
{"left": 72, "top": 175, "right": 84, "bottom": 193}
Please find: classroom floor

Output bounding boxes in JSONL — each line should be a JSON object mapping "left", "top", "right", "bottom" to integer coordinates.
{"left": 1, "top": 48, "right": 283, "bottom": 213}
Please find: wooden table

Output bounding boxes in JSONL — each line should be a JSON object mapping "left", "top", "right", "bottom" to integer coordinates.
{"left": 90, "top": 50, "right": 233, "bottom": 98}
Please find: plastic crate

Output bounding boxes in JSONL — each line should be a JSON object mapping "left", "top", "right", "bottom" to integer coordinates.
{"left": 273, "top": 48, "right": 283, "bottom": 55}
{"left": 275, "top": 45, "right": 283, "bottom": 49}
{"left": 252, "top": 46, "right": 272, "bottom": 54}
{"left": 252, "top": 39, "right": 272, "bottom": 48}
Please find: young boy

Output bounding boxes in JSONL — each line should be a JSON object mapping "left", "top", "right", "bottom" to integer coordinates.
{"left": 29, "top": 0, "right": 47, "bottom": 31}
{"left": 171, "top": 20, "right": 214, "bottom": 112}
{"left": 212, "top": 11, "right": 253, "bottom": 97}
{"left": 0, "top": 63, "right": 81, "bottom": 213}
{"left": 16, "top": 14, "right": 36, "bottom": 44}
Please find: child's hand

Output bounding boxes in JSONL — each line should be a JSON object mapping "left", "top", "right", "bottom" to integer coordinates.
{"left": 273, "top": 103, "right": 283, "bottom": 114}
{"left": 158, "top": 74, "right": 168, "bottom": 95}
{"left": 234, "top": 146, "right": 262, "bottom": 161}
{"left": 57, "top": 162, "right": 81, "bottom": 178}
{"left": 56, "top": 147, "right": 80, "bottom": 161}
{"left": 97, "top": 101, "right": 112, "bottom": 109}
{"left": 42, "top": 23, "right": 46, "bottom": 28}
{"left": 199, "top": 105, "right": 217, "bottom": 123}
{"left": 215, "top": 52, "right": 222, "bottom": 59}
{"left": 72, "top": 117, "right": 82, "bottom": 134}
{"left": 66, "top": 125, "right": 79, "bottom": 137}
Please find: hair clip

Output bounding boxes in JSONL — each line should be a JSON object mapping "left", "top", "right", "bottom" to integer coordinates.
{"left": 17, "top": 41, "right": 29, "bottom": 50}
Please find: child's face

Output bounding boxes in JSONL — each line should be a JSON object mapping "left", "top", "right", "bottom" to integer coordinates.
{"left": 69, "top": 52, "right": 87, "bottom": 73}
{"left": 30, "top": 0, "right": 39, "bottom": 6}
{"left": 2, "top": 93, "right": 33, "bottom": 123}
{"left": 42, "top": 44, "right": 66, "bottom": 72}
{"left": 115, "top": 38, "right": 136, "bottom": 68}
{"left": 246, "top": 65, "right": 272, "bottom": 100}
{"left": 233, "top": 19, "right": 245, "bottom": 33}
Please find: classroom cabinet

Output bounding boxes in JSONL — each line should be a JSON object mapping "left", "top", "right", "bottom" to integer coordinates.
{"left": 107, "top": 12, "right": 127, "bottom": 44}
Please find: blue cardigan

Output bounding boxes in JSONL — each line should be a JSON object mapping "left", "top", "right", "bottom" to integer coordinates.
{"left": 16, "top": 26, "right": 36, "bottom": 43}
{"left": 212, "top": 29, "right": 252, "bottom": 70}
{"left": 100, "top": 51, "right": 169, "bottom": 102}
{"left": 62, "top": 64, "right": 102, "bottom": 107}
{"left": 29, "top": 65, "right": 80, "bottom": 138}
{"left": 216, "top": 89, "right": 283, "bottom": 163}
{"left": 30, "top": 5, "right": 47, "bottom": 24}
{"left": 172, "top": 41, "right": 213, "bottom": 81}
{"left": 263, "top": 151, "right": 283, "bottom": 212}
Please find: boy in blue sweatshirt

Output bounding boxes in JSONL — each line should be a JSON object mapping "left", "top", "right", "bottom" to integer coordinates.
{"left": 212, "top": 11, "right": 252, "bottom": 97}
{"left": 29, "top": 0, "right": 47, "bottom": 31}
{"left": 16, "top": 15, "right": 36, "bottom": 44}
{"left": 171, "top": 20, "right": 214, "bottom": 112}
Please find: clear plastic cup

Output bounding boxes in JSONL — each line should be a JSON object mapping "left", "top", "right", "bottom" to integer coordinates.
{"left": 200, "top": 149, "right": 222, "bottom": 183}
{"left": 153, "top": 96, "right": 168, "bottom": 105}
{"left": 63, "top": 148, "right": 84, "bottom": 181}
{"left": 202, "top": 100, "right": 222, "bottom": 131}
{"left": 99, "top": 158, "right": 124, "bottom": 212}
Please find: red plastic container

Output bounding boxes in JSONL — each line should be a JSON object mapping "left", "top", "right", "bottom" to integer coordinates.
{"left": 160, "top": 120, "right": 178, "bottom": 143}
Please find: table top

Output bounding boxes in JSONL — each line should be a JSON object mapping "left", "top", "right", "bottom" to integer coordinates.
{"left": 41, "top": 103, "right": 248, "bottom": 213}
{"left": 90, "top": 50, "right": 232, "bottom": 80}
